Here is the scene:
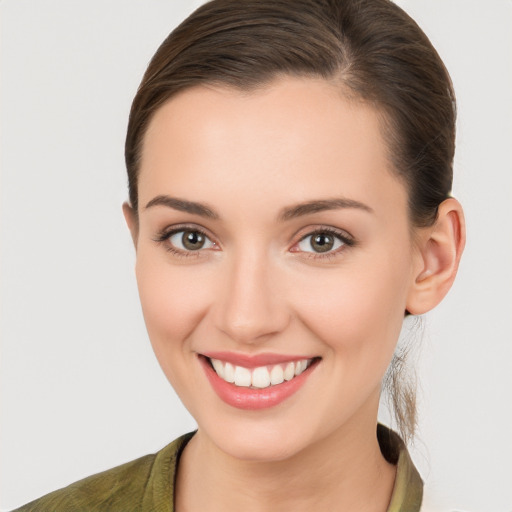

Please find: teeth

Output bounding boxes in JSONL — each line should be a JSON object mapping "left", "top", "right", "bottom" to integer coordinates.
{"left": 295, "top": 359, "right": 307, "bottom": 376}
{"left": 211, "top": 358, "right": 225, "bottom": 379}
{"left": 252, "top": 366, "right": 271, "bottom": 388}
{"left": 270, "top": 365, "right": 284, "bottom": 385}
{"left": 224, "top": 362, "right": 235, "bottom": 383}
{"left": 209, "top": 358, "right": 313, "bottom": 388}
{"left": 234, "top": 365, "right": 252, "bottom": 387}
{"left": 284, "top": 362, "right": 295, "bottom": 381}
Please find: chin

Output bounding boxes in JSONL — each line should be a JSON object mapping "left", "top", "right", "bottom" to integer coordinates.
{"left": 214, "top": 430, "right": 306, "bottom": 462}
{"left": 195, "top": 410, "right": 324, "bottom": 463}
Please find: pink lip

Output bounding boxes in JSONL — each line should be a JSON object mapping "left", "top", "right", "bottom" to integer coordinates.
{"left": 199, "top": 355, "right": 320, "bottom": 410}
{"left": 201, "top": 351, "right": 316, "bottom": 368}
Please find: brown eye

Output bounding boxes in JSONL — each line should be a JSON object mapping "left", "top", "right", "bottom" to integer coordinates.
{"left": 182, "top": 231, "right": 205, "bottom": 250}
{"left": 310, "top": 233, "right": 335, "bottom": 253}
{"left": 168, "top": 229, "right": 215, "bottom": 252}
{"left": 296, "top": 230, "right": 349, "bottom": 255}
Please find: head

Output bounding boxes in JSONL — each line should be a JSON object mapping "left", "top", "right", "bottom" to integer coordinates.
{"left": 123, "top": 0, "right": 465, "bottom": 455}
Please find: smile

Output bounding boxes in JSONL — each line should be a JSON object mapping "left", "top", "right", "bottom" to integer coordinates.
{"left": 199, "top": 353, "right": 320, "bottom": 410}
{"left": 209, "top": 357, "right": 313, "bottom": 388}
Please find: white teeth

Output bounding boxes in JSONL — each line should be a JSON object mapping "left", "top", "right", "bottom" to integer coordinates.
{"left": 234, "top": 365, "right": 252, "bottom": 387}
{"left": 284, "top": 362, "right": 295, "bottom": 381}
{"left": 251, "top": 367, "right": 271, "bottom": 388}
{"left": 295, "top": 359, "right": 307, "bottom": 376}
{"left": 270, "top": 365, "right": 284, "bottom": 385}
{"left": 224, "top": 362, "right": 235, "bottom": 383}
{"left": 209, "top": 357, "right": 314, "bottom": 388}
{"left": 211, "top": 358, "right": 225, "bottom": 379}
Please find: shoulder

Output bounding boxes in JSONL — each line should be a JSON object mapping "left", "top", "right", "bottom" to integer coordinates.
{"left": 11, "top": 433, "right": 194, "bottom": 512}
{"left": 12, "top": 452, "right": 158, "bottom": 512}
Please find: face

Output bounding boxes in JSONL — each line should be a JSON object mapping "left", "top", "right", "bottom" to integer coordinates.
{"left": 130, "top": 77, "right": 422, "bottom": 462}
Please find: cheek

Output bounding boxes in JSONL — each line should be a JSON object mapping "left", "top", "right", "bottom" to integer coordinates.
{"left": 294, "top": 251, "right": 411, "bottom": 367}
{"left": 135, "top": 250, "right": 212, "bottom": 353}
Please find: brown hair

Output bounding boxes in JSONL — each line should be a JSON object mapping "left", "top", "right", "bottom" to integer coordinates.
{"left": 125, "top": 0, "right": 456, "bottom": 441}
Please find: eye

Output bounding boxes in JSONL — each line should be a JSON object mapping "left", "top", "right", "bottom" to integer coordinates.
{"left": 294, "top": 228, "right": 354, "bottom": 256}
{"left": 154, "top": 226, "right": 217, "bottom": 258}
{"left": 168, "top": 229, "right": 216, "bottom": 251}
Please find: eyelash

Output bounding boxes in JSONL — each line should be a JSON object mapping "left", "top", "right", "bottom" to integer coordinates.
{"left": 153, "top": 224, "right": 355, "bottom": 261}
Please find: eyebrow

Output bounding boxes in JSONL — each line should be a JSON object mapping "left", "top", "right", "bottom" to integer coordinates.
{"left": 144, "top": 195, "right": 373, "bottom": 221}
{"left": 144, "top": 195, "right": 220, "bottom": 219}
{"left": 277, "top": 198, "right": 373, "bottom": 221}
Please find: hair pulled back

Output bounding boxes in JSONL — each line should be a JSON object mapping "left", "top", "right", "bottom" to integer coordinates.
{"left": 125, "top": 0, "right": 456, "bottom": 441}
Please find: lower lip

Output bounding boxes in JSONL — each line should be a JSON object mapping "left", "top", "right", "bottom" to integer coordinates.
{"left": 199, "top": 356, "right": 319, "bottom": 410}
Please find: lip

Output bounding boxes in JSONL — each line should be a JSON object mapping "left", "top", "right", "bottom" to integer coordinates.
{"left": 199, "top": 354, "right": 320, "bottom": 410}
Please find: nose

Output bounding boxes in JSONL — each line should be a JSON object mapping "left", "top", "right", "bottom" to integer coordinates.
{"left": 213, "top": 248, "right": 290, "bottom": 345}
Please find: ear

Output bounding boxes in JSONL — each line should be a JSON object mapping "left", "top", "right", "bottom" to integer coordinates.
{"left": 406, "top": 198, "right": 466, "bottom": 315}
{"left": 122, "top": 202, "right": 139, "bottom": 248}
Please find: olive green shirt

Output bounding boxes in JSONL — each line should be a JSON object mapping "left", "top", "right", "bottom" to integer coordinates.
{"left": 13, "top": 425, "right": 422, "bottom": 511}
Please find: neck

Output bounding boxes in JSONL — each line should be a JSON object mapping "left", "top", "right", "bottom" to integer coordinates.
{"left": 175, "top": 403, "right": 396, "bottom": 512}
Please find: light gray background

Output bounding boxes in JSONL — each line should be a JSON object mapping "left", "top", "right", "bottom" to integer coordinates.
{"left": 1, "top": 1, "right": 511, "bottom": 510}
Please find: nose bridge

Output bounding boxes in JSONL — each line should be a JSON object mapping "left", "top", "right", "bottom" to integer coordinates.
{"left": 215, "top": 244, "right": 289, "bottom": 344}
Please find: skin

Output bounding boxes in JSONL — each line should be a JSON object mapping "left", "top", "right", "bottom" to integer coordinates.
{"left": 124, "top": 77, "right": 465, "bottom": 512}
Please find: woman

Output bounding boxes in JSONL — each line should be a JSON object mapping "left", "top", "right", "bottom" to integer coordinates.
{"left": 12, "top": 0, "right": 466, "bottom": 510}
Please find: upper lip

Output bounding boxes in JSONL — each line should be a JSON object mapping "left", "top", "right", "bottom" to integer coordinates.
{"left": 200, "top": 351, "right": 318, "bottom": 368}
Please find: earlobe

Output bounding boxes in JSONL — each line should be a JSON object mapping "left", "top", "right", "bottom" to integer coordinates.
{"left": 122, "top": 202, "right": 139, "bottom": 248}
{"left": 406, "top": 198, "right": 466, "bottom": 315}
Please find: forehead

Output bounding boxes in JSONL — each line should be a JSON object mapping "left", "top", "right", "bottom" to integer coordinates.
{"left": 139, "top": 77, "right": 407, "bottom": 221}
